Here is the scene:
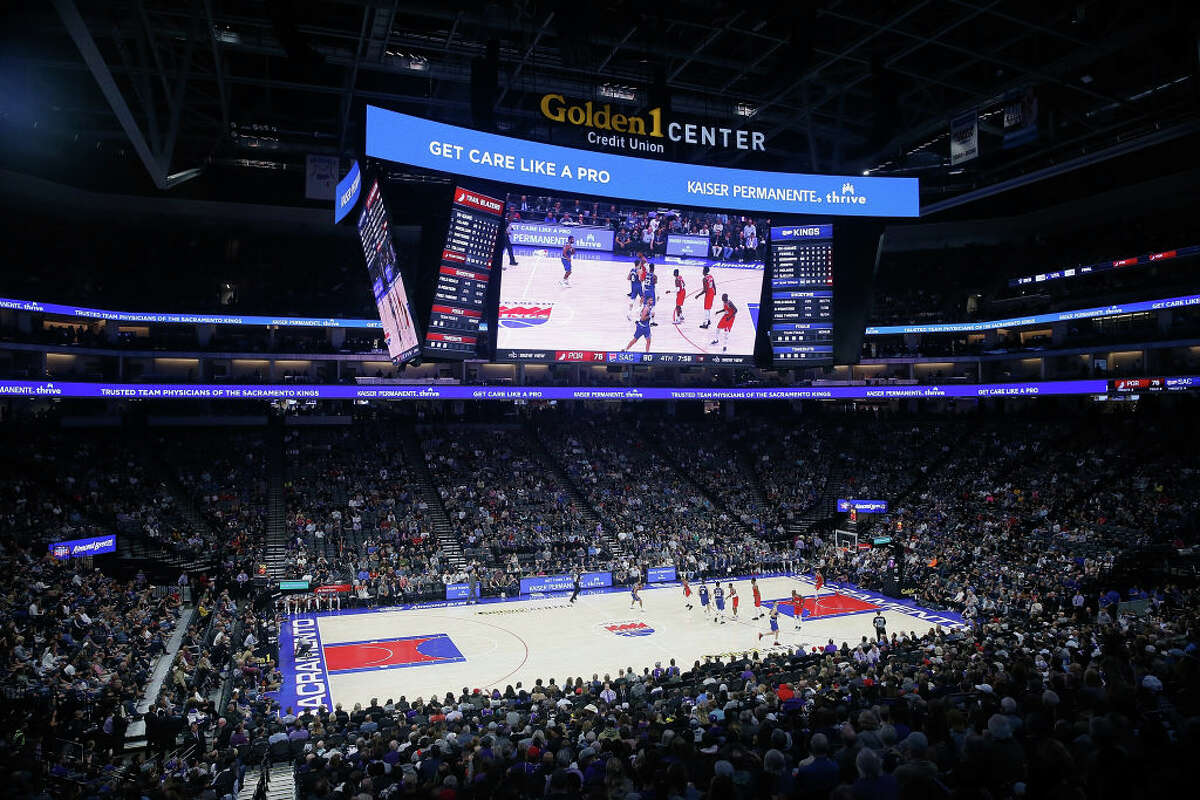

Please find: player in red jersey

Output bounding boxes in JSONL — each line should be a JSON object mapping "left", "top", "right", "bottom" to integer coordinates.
{"left": 693, "top": 266, "right": 717, "bottom": 328}
{"left": 672, "top": 269, "right": 687, "bottom": 324}
{"left": 728, "top": 583, "right": 739, "bottom": 617}
{"left": 681, "top": 577, "right": 693, "bottom": 610}
{"left": 791, "top": 590, "right": 803, "bottom": 630}
{"left": 711, "top": 293, "right": 737, "bottom": 351}
{"left": 751, "top": 577, "right": 763, "bottom": 619}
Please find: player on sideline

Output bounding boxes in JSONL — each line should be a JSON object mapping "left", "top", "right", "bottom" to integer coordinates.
{"left": 710, "top": 293, "right": 737, "bottom": 351}
{"left": 751, "top": 577, "right": 763, "bottom": 619}
{"left": 643, "top": 264, "right": 659, "bottom": 326}
{"left": 621, "top": 302, "right": 653, "bottom": 353}
{"left": 630, "top": 582, "right": 644, "bottom": 611}
{"left": 728, "top": 583, "right": 739, "bottom": 618}
{"left": 759, "top": 602, "right": 781, "bottom": 645}
{"left": 698, "top": 581, "right": 710, "bottom": 618}
{"left": 681, "top": 576, "right": 694, "bottom": 610}
{"left": 568, "top": 569, "right": 582, "bottom": 604}
{"left": 791, "top": 590, "right": 803, "bottom": 630}
{"left": 693, "top": 266, "right": 717, "bottom": 329}
{"left": 713, "top": 583, "right": 726, "bottom": 624}
{"left": 626, "top": 254, "right": 647, "bottom": 320}
{"left": 560, "top": 235, "right": 575, "bottom": 287}
{"left": 672, "top": 269, "right": 687, "bottom": 324}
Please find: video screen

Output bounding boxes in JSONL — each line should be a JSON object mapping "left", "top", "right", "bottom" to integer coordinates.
{"left": 359, "top": 179, "right": 420, "bottom": 365}
{"left": 495, "top": 194, "right": 768, "bottom": 364}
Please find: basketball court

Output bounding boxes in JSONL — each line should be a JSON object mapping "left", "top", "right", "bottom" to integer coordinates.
{"left": 276, "top": 575, "right": 965, "bottom": 712}
{"left": 496, "top": 246, "right": 763, "bottom": 356}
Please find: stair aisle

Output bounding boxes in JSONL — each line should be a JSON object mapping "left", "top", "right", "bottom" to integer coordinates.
{"left": 523, "top": 423, "right": 629, "bottom": 559}
{"left": 398, "top": 425, "right": 466, "bottom": 569}
{"left": 264, "top": 418, "right": 289, "bottom": 578}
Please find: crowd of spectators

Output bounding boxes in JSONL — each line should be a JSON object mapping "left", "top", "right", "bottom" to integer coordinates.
{"left": 422, "top": 427, "right": 607, "bottom": 583}
{"left": 2, "top": 409, "right": 1199, "bottom": 800}
{"left": 539, "top": 417, "right": 787, "bottom": 579}
{"left": 283, "top": 427, "right": 451, "bottom": 604}
{"left": 507, "top": 194, "right": 767, "bottom": 262}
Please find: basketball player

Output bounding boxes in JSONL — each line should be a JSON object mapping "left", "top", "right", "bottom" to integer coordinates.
{"left": 621, "top": 301, "right": 653, "bottom": 353}
{"left": 560, "top": 235, "right": 575, "bottom": 286}
{"left": 672, "top": 269, "right": 686, "bottom": 324}
{"left": 642, "top": 264, "right": 658, "bottom": 326}
{"left": 713, "top": 583, "right": 726, "bottom": 624}
{"left": 751, "top": 577, "right": 763, "bottom": 619}
{"left": 728, "top": 583, "right": 739, "bottom": 618}
{"left": 693, "top": 266, "right": 717, "bottom": 328}
{"left": 710, "top": 293, "right": 737, "bottom": 351}
{"left": 630, "top": 582, "right": 644, "bottom": 611}
{"left": 698, "top": 581, "right": 710, "bottom": 616}
{"left": 759, "top": 602, "right": 781, "bottom": 645}
{"left": 626, "top": 254, "right": 646, "bottom": 320}
{"left": 681, "top": 576, "right": 694, "bottom": 610}
{"left": 791, "top": 590, "right": 803, "bottom": 630}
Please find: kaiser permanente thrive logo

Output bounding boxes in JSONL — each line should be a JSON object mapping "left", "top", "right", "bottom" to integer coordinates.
{"left": 828, "top": 183, "right": 865, "bottom": 206}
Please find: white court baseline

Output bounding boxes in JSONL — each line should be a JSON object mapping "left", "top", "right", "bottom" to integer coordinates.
{"left": 281, "top": 577, "right": 957, "bottom": 711}
{"left": 497, "top": 249, "right": 764, "bottom": 356}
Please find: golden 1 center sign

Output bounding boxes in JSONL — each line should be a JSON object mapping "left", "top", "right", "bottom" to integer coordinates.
{"left": 539, "top": 93, "right": 766, "bottom": 155}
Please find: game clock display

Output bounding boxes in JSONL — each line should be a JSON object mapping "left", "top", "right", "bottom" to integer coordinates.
{"left": 769, "top": 224, "right": 834, "bottom": 363}
{"left": 422, "top": 187, "right": 505, "bottom": 358}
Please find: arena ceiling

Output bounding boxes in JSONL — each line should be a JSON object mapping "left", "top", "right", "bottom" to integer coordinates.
{"left": 2, "top": 0, "right": 1198, "bottom": 215}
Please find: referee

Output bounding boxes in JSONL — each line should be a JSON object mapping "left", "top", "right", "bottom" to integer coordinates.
{"left": 872, "top": 611, "right": 887, "bottom": 642}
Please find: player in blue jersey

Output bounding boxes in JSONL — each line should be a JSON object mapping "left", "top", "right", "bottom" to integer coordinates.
{"left": 759, "top": 602, "right": 781, "bottom": 645}
{"left": 626, "top": 254, "right": 647, "bottom": 320}
{"left": 630, "top": 582, "right": 643, "bottom": 611}
{"left": 560, "top": 235, "right": 575, "bottom": 287}
{"left": 621, "top": 301, "right": 653, "bottom": 353}
{"left": 697, "top": 581, "right": 710, "bottom": 614}
{"left": 713, "top": 584, "right": 727, "bottom": 624}
{"left": 642, "top": 264, "right": 659, "bottom": 326}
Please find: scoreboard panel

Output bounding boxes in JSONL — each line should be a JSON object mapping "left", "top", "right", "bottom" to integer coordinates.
{"left": 769, "top": 224, "right": 833, "bottom": 363}
{"left": 422, "top": 187, "right": 505, "bottom": 358}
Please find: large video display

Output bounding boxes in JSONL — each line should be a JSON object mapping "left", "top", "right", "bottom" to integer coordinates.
{"left": 358, "top": 179, "right": 420, "bottom": 365}
{"left": 495, "top": 195, "right": 767, "bottom": 365}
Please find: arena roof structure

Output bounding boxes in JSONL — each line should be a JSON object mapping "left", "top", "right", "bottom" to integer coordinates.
{"left": 2, "top": 0, "right": 1198, "bottom": 214}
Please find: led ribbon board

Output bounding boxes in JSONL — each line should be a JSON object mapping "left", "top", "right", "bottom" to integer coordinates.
{"left": 365, "top": 106, "right": 919, "bottom": 217}
{"left": 8, "top": 377, "right": 1200, "bottom": 400}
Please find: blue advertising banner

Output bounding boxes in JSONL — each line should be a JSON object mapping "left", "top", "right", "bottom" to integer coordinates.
{"left": 646, "top": 566, "right": 677, "bottom": 583}
{"left": 666, "top": 234, "right": 711, "bottom": 257}
{"left": 50, "top": 534, "right": 117, "bottom": 559}
{"left": 445, "top": 583, "right": 471, "bottom": 600}
{"left": 334, "top": 160, "right": 361, "bottom": 223}
{"left": 365, "top": 106, "right": 919, "bottom": 217}
{"left": 520, "top": 572, "right": 612, "bottom": 594}
{"left": 770, "top": 224, "right": 833, "bottom": 241}
{"left": 837, "top": 499, "right": 889, "bottom": 513}
{"left": 8, "top": 377, "right": 1195, "bottom": 401}
{"left": 507, "top": 222, "right": 614, "bottom": 251}
{"left": 865, "top": 293, "right": 1200, "bottom": 335}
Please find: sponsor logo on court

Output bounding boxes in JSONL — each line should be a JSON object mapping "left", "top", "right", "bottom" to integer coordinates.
{"left": 604, "top": 621, "right": 655, "bottom": 638}
{"left": 499, "top": 304, "right": 554, "bottom": 328}
{"left": 477, "top": 604, "right": 571, "bottom": 616}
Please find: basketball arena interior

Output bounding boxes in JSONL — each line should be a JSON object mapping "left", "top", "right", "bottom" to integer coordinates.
{"left": 2, "top": 2, "right": 1200, "bottom": 798}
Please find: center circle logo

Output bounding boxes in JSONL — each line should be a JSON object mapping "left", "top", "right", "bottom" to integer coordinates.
{"left": 599, "top": 620, "right": 655, "bottom": 638}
